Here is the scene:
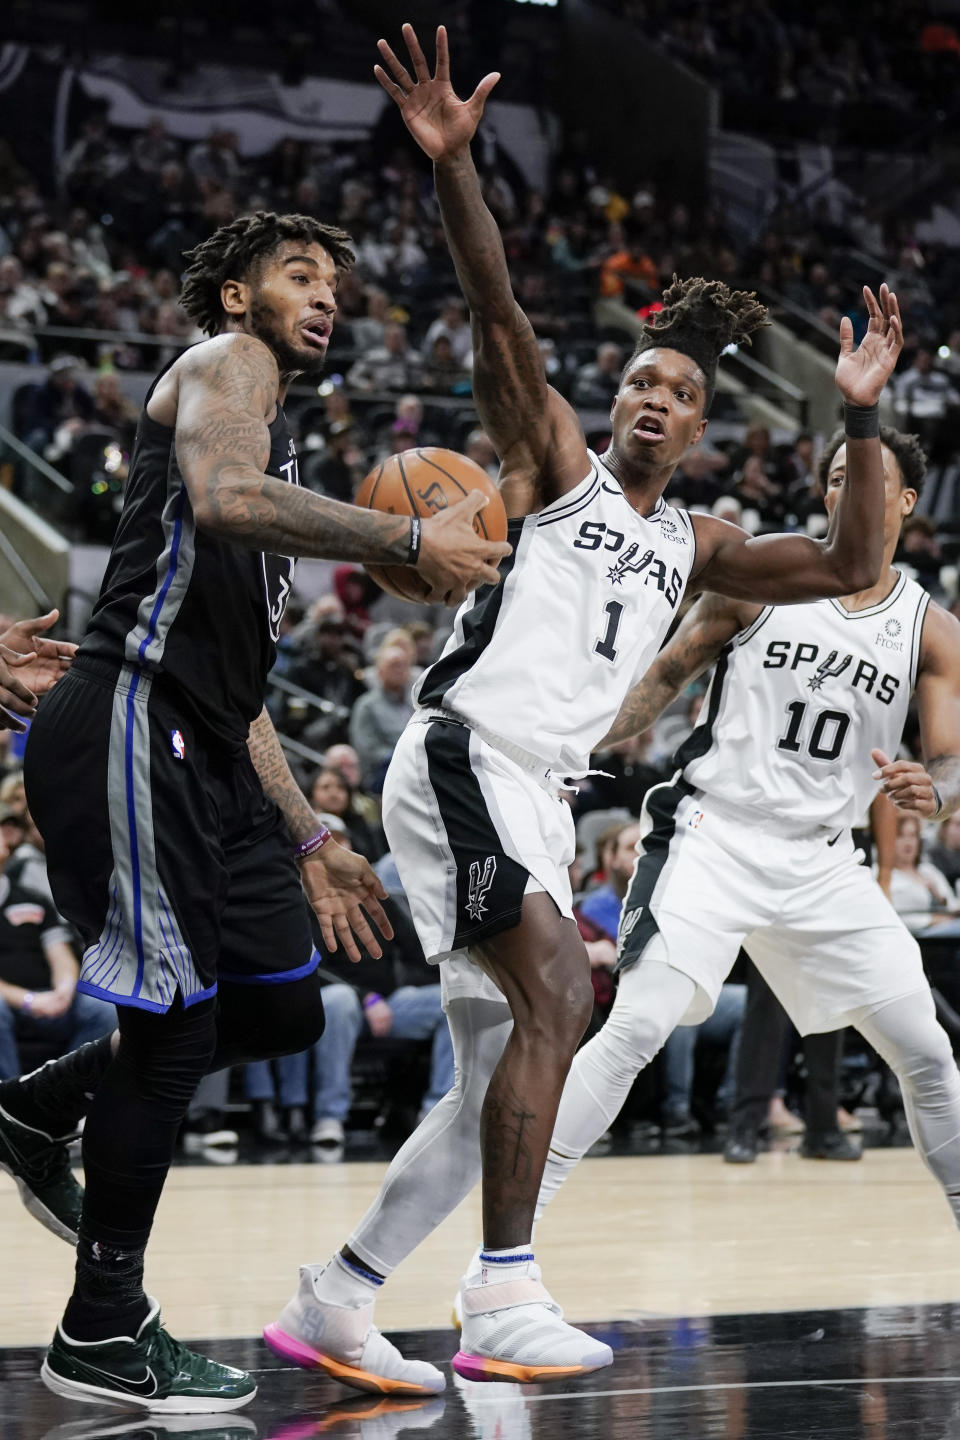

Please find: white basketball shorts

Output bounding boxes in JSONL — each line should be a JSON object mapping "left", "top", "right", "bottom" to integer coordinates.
{"left": 382, "top": 714, "right": 576, "bottom": 1006}
{"left": 618, "top": 779, "right": 926, "bottom": 1034}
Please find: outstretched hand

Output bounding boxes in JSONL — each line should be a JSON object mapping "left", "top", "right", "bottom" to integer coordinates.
{"left": 299, "top": 842, "right": 394, "bottom": 964}
{"left": 374, "top": 23, "right": 500, "bottom": 162}
{"left": 835, "top": 284, "right": 902, "bottom": 408}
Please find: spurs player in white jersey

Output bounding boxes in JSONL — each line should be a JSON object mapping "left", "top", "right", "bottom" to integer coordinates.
{"left": 266, "top": 24, "right": 902, "bottom": 1393}
{"left": 534, "top": 424, "right": 960, "bottom": 1243}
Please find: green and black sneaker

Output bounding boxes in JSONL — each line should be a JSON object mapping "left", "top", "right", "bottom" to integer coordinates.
{"left": 0, "top": 1097, "right": 82, "bottom": 1243}
{"left": 41, "top": 1300, "right": 257, "bottom": 1413}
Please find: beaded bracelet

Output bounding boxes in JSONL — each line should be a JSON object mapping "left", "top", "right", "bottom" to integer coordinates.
{"left": 294, "top": 826, "right": 332, "bottom": 861}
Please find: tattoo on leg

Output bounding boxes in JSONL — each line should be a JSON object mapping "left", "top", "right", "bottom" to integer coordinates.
{"left": 484, "top": 1085, "right": 536, "bottom": 1184}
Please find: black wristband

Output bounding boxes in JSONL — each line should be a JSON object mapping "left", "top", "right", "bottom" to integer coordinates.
{"left": 407, "top": 516, "right": 422, "bottom": 566}
{"left": 843, "top": 401, "right": 880, "bottom": 439}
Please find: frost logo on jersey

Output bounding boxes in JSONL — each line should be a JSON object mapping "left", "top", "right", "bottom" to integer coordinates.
{"left": 607, "top": 543, "right": 655, "bottom": 586}
{"left": 617, "top": 905, "right": 644, "bottom": 957}
{"left": 170, "top": 729, "right": 185, "bottom": 761}
{"left": 660, "top": 518, "right": 685, "bottom": 544}
{"left": 807, "top": 650, "right": 853, "bottom": 692}
{"left": 466, "top": 856, "right": 497, "bottom": 920}
{"left": 876, "top": 616, "right": 904, "bottom": 652}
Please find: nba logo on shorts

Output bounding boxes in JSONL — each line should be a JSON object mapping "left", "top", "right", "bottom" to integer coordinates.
{"left": 170, "top": 729, "right": 186, "bottom": 761}
{"left": 688, "top": 807, "right": 704, "bottom": 830}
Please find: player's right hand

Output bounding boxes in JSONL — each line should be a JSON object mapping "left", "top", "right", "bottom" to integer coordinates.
{"left": 417, "top": 490, "right": 511, "bottom": 606}
{"left": 374, "top": 24, "right": 500, "bottom": 162}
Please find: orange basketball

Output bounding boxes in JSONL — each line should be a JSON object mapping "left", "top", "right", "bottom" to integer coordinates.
{"left": 354, "top": 447, "right": 508, "bottom": 602}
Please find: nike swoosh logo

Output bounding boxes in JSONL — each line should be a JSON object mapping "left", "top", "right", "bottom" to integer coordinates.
{"left": 826, "top": 831, "right": 843, "bottom": 847}
{"left": 75, "top": 1360, "right": 158, "bottom": 1395}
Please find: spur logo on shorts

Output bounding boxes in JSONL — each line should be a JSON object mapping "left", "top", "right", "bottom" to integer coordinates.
{"left": 466, "top": 856, "right": 497, "bottom": 921}
{"left": 170, "top": 729, "right": 186, "bottom": 761}
{"left": 617, "top": 905, "right": 644, "bottom": 956}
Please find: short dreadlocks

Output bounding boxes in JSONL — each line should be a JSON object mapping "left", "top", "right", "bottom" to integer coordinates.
{"left": 818, "top": 423, "right": 928, "bottom": 499}
{"left": 626, "top": 275, "right": 769, "bottom": 411}
{"left": 180, "top": 211, "right": 355, "bottom": 336}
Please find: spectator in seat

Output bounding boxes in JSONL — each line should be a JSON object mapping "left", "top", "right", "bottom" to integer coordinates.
{"left": 347, "top": 321, "right": 423, "bottom": 393}
{"left": 423, "top": 333, "right": 465, "bottom": 393}
{"left": 928, "top": 814, "right": 960, "bottom": 890}
{"left": 19, "top": 355, "right": 96, "bottom": 460}
{"left": 287, "top": 613, "right": 363, "bottom": 713}
{"left": 579, "top": 821, "right": 641, "bottom": 942}
{"left": 888, "top": 813, "right": 960, "bottom": 934}
{"left": 307, "top": 765, "right": 384, "bottom": 862}
{"left": 572, "top": 342, "right": 623, "bottom": 409}
{"left": 0, "top": 814, "right": 114, "bottom": 1080}
{"left": 304, "top": 422, "right": 366, "bottom": 503}
{"left": 895, "top": 347, "right": 959, "bottom": 455}
{"left": 423, "top": 297, "right": 472, "bottom": 367}
{"left": 323, "top": 742, "right": 382, "bottom": 832}
{"left": 351, "top": 285, "right": 391, "bottom": 353}
{"left": 349, "top": 644, "right": 415, "bottom": 790}
{"left": 464, "top": 429, "right": 498, "bottom": 477}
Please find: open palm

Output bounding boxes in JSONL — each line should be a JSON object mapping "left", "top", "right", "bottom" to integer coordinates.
{"left": 374, "top": 24, "right": 499, "bottom": 162}
{"left": 835, "top": 283, "right": 903, "bottom": 408}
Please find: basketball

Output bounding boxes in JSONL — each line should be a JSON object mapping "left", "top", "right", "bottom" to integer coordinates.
{"left": 354, "top": 447, "right": 508, "bottom": 602}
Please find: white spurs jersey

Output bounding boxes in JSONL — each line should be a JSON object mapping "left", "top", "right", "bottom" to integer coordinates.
{"left": 415, "top": 451, "right": 697, "bottom": 773}
{"left": 680, "top": 572, "right": 930, "bottom": 829}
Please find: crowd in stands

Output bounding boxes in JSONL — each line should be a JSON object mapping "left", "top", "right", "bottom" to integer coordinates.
{"left": 6, "top": 66, "right": 960, "bottom": 1159}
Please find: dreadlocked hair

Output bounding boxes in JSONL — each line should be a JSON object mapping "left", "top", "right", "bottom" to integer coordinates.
{"left": 818, "top": 423, "right": 928, "bottom": 499}
{"left": 180, "top": 210, "right": 355, "bottom": 336}
{"left": 628, "top": 275, "right": 769, "bottom": 411}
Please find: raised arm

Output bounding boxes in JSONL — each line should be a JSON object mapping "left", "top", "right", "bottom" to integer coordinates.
{"left": 375, "top": 24, "right": 588, "bottom": 509}
{"left": 692, "top": 285, "right": 902, "bottom": 603}
{"left": 871, "top": 603, "right": 960, "bottom": 820}
{"left": 173, "top": 333, "right": 508, "bottom": 602}
{"left": 599, "top": 593, "right": 753, "bottom": 747}
{"left": 247, "top": 706, "right": 393, "bottom": 962}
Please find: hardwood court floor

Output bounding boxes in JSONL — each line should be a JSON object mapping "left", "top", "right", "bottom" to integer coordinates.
{"left": 5, "top": 1148, "right": 960, "bottom": 1438}
{"left": 3, "top": 1147, "right": 960, "bottom": 1348}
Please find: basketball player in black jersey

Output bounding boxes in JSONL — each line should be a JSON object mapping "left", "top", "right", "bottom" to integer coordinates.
{"left": 0, "top": 210, "right": 510, "bottom": 1414}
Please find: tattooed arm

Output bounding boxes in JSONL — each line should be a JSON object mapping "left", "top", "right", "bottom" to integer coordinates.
{"left": 375, "top": 24, "right": 588, "bottom": 511}
{"left": 871, "top": 602, "right": 960, "bottom": 819}
{"left": 599, "top": 593, "right": 755, "bottom": 748}
{"left": 172, "top": 333, "right": 508, "bottom": 601}
{"left": 247, "top": 706, "right": 393, "bottom": 962}
{"left": 247, "top": 704, "right": 319, "bottom": 843}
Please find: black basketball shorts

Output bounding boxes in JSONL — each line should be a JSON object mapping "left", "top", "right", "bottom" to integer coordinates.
{"left": 24, "top": 659, "right": 316, "bottom": 1013}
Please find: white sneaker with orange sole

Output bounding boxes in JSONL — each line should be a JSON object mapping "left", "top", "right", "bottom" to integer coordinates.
{"left": 451, "top": 1263, "right": 613, "bottom": 1384}
{"left": 263, "top": 1265, "right": 445, "bottom": 1397}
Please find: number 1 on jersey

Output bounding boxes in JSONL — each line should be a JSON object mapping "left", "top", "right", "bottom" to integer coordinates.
{"left": 595, "top": 600, "right": 624, "bottom": 663}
